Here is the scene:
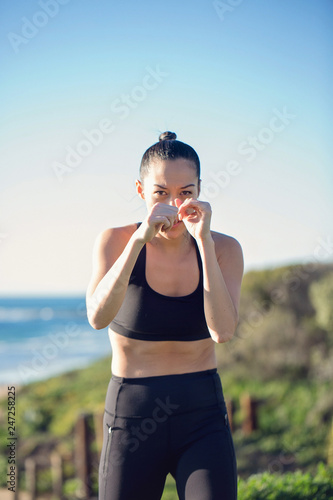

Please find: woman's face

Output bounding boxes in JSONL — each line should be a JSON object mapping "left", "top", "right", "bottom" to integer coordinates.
{"left": 136, "top": 158, "right": 200, "bottom": 236}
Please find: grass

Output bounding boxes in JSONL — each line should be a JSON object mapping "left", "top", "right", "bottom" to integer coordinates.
{"left": 1, "top": 354, "right": 332, "bottom": 497}
{"left": 160, "top": 464, "right": 333, "bottom": 500}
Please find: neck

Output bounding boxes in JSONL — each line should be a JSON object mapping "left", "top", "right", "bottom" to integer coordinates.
{"left": 149, "top": 230, "right": 194, "bottom": 255}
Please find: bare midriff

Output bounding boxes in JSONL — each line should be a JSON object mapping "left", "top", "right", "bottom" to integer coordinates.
{"left": 109, "top": 329, "right": 217, "bottom": 378}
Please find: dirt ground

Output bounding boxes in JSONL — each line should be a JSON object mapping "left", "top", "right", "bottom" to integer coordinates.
{"left": 0, "top": 489, "right": 50, "bottom": 500}
{"left": 0, "top": 490, "right": 25, "bottom": 500}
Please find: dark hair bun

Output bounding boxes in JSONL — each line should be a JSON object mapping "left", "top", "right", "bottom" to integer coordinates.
{"left": 159, "top": 131, "right": 177, "bottom": 142}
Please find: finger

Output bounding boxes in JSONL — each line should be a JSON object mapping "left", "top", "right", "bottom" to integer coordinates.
{"left": 180, "top": 198, "right": 201, "bottom": 207}
{"left": 150, "top": 214, "right": 172, "bottom": 230}
{"left": 177, "top": 198, "right": 191, "bottom": 220}
{"left": 173, "top": 199, "right": 184, "bottom": 221}
{"left": 178, "top": 199, "right": 199, "bottom": 219}
{"left": 159, "top": 216, "right": 173, "bottom": 231}
{"left": 152, "top": 202, "right": 178, "bottom": 214}
{"left": 155, "top": 206, "right": 179, "bottom": 220}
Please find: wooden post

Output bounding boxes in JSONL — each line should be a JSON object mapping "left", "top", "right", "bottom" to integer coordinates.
{"left": 14, "top": 467, "right": 19, "bottom": 500}
{"left": 50, "top": 450, "right": 63, "bottom": 499}
{"left": 225, "top": 399, "right": 235, "bottom": 431}
{"left": 328, "top": 418, "right": 333, "bottom": 466}
{"left": 74, "top": 413, "right": 92, "bottom": 499}
{"left": 25, "top": 458, "right": 37, "bottom": 500}
{"left": 240, "top": 393, "right": 258, "bottom": 435}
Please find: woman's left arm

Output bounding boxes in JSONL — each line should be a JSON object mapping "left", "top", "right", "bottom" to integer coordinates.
{"left": 197, "top": 234, "right": 244, "bottom": 343}
{"left": 177, "top": 198, "right": 244, "bottom": 343}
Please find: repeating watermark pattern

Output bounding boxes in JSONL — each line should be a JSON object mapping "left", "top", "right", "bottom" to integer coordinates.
{"left": 18, "top": 301, "right": 87, "bottom": 383}
{"left": 270, "top": 235, "right": 333, "bottom": 301}
{"left": 52, "top": 65, "right": 169, "bottom": 182}
{"left": 213, "top": 0, "right": 245, "bottom": 22}
{"left": 237, "top": 107, "right": 296, "bottom": 162}
{"left": 86, "top": 267, "right": 131, "bottom": 328}
{"left": 268, "top": 446, "right": 296, "bottom": 474}
{"left": 7, "top": 0, "right": 71, "bottom": 53}
{"left": 105, "top": 397, "right": 180, "bottom": 470}
{"left": 202, "top": 106, "right": 296, "bottom": 199}
{"left": 227, "top": 234, "right": 333, "bottom": 353}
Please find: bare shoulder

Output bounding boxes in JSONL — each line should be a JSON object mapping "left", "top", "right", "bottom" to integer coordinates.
{"left": 210, "top": 230, "right": 244, "bottom": 275}
{"left": 212, "top": 231, "right": 244, "bottom": 302}
{"left": 211, "top": 230, "right": 243, "bottom": 260}
{"left": 95, "top": 222, "right": 139, "bottom": 253}
{"left": 86, "top": 222, "right": 140, "bottom": 299}
{"left": 210, "top": 231, "right": 244, "bottom": 312}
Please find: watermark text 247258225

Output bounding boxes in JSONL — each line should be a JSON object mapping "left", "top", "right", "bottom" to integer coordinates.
{"left": 7, "top": 386, "right": 17, "bottom": 493}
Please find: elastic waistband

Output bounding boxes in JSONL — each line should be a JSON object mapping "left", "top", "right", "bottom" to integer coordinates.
{"left": 105, "top": 368, "right": 224, "bottom": 418}
{"left": 111, "top": 368, "right": 217, "bottom": 385}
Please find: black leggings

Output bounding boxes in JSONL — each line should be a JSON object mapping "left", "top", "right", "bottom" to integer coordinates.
{"left": 98, "top": 368, "right": 237, "bottom": 500}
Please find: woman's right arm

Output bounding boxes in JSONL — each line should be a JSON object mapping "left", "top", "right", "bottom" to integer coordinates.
{"left": 86, "top": 203, "right": 179, "bottom": 329}
{"left": 86, "top": 226, "right": 145, "bottom": 329}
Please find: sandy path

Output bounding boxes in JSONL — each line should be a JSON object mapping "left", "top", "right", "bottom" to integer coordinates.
{"left": 0, "top": 489, "right": 50, "bottom": 500}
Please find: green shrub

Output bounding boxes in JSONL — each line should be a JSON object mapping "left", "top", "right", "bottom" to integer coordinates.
{"left": 237, "top": 463, "right": 333, "bottom": 500}
{"left": 0, "top": 455, "right": 8, "bottom": 488}
{"left": 309, "top": 272, "right": 333, "bottom": 332}
{"left": 161, "top": 465, "right": 333, "bottom": 500}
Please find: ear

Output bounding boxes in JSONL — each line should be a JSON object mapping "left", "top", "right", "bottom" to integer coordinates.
{"left": 135, "top": 179, "right": 145, "bottom": 200}
{"left": 198, "top": 178, "right": 201, "bottom": 198}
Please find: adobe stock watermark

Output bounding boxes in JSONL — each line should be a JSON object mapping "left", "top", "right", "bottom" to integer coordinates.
{"left": 18, "top": 322, "right": 83, "bottom": 382}
{"left": 86, "top": 267, "right": 132, "bottom": 329}
{"left": 18, "top": 301, "right": 87, "bottom": 383}
{"left": 226, "top": 298, "right": 273, "bottom": 355}
{"left": 213, "top": 0, "right": 245, "bottom": 22}
{"left": 227, "top": 234, "right": 333, "bottom": 354}
{"left": 268, "top": 444, "right": 296, "bottom": 474}
{"left": 105, "top": 397, "right": 180, "bottom": 470}
{"left": 52, "top": 65, "right": 169, "bottom": 182}
{"left": 202, "top": 106, "right": 296, "bottom": 199}
{"left": 269, "top": 235, "right": 333, "bottom": 303}
{"left": 7, "top": 0, "right": 71, "bottom": 54}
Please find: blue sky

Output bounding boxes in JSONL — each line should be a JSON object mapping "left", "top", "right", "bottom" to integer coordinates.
{"left": 0, "top": 0, "right": 332, "bottom": 294}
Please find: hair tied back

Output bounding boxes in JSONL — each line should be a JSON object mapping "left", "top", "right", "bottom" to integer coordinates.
{"left": 140, "top": 131, "right": 200, "bottom": 180}
{"left": 159, "top": 131, "right": 177, "bottom": 142}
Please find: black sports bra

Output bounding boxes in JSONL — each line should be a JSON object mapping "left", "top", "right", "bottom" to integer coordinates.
{"left": 109, "top": 222, "right": 211, "bottom": 341}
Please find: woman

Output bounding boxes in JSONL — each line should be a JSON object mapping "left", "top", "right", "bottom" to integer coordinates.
{"left": 86, "top": 131, "right": 244, "bottom": 500}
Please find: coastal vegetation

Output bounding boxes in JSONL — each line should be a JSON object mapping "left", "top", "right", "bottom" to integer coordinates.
{"left": 1, "top": 261, "right": 332, "bottom": 498}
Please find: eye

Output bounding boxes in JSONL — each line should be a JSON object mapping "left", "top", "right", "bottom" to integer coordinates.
{"left": 154, "top": 191, "right": 167, "bottom": 196}
{"left": 180, "top": 191, "right": 192, "bottom": 196}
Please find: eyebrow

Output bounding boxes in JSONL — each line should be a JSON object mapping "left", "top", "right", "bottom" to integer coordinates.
{"left": 153, "top": 184, "right": 195, "bottom": 189}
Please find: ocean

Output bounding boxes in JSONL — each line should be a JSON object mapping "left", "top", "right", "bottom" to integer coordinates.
{"left": 0, "top": 296, "right": 112, "bottom": 386}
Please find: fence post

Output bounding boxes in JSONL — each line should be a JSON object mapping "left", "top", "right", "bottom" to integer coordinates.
{"left": 74, "top": 413, "right": 92, "bottom": 499}
{"left": 240, "top": 393, "right": 258, "bottom": 435}
{"left": 328, "top": 418, "right": 333, "bottom": 466}
{"left": 50, "top": 450, "right": 63, "bottom": 499}
{"left": 25, "top": 458, "right": 37, "bottom": 500}
{"left": 14, "top": 467, "right": 19, "bottom": 500}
